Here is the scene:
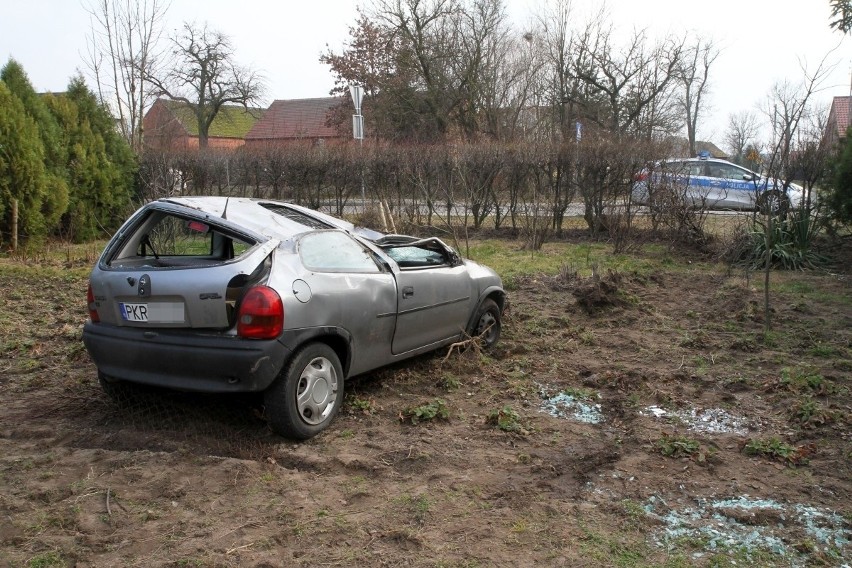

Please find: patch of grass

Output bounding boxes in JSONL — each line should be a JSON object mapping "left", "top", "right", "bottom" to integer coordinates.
{"left": 398, "top": 493, "right": 431, "bottom": 525}
{"left": 562, "top": 386, "right": 597, "bottom": 400}
{"left": 438, "top": 373, "right": 461, "bottom": 391}
{"left": 728, "top": 332, "right": 759, "bottom": 352}
{"left": 742, "top": 438, "right": 811, "bottom": 465}
{"left": 577, "top": 527, "right": 656, "bottom": 567}
{"left": 466, "top": 239, "right": 665, "bottom": 283}
{"left": 510, "top": 517, "right": 530, "bottom": 533}
{"left": 621, "top": 499, "right": 646, "bottom": 531}
{"left": 400, "top": 399, "right": 450, "bottom": 424}
{"left": 777, "top": 367, "right": 843, "bottom": 396}
{"left": 761, "top": 331, "right": 781, "bottom": 348}
{"left": 579, "top": 330, "right": 597, "bottom": 346}
{"left": 524, "top": 317, "right": 551, "bottom": 336}
{"left": 779, "top": 280, "right": 814, "bottom": 295}
{"left": 26, "top": 551, "right": 65, "bottom": 568}
{"left": 679, "top": 329, "right": 709, "bottom": 348}
{"left": 691, "top": 355, "right": 710, "bottom": 374}
{"left": 486, "top": 405, "right": 527, "bottom": 434}
{"left": 668, "top": 534, "right": 711, "bottom": 551}
{"left": 704, "top": 544, "right": 784, "bottom": 567}
{"left": 655, "top": 434, "right": 700, "bottom": 458}
{"left": 506, "top": 377, "right": 536, "bottom": 400}
{"left": 789, "top": 397, "right": 838, "bottom": 428}
{"left": 808, "top": 342, "right": 843, "bottom": 358}
{"left": 775, "top": 279, "right": 851, "bottom": 305}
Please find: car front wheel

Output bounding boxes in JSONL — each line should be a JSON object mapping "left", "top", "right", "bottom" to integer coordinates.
{"left": 469, "top": 298, "right": 501, "bottom": 348}
{"left": 758, "top": 191, "right": 790, "bottom": 217}
{"left": 264, "top": 343, "right": 343, "bottom": 440}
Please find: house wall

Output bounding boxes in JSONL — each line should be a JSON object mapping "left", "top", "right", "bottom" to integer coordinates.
{"left": 143, "top": 100, "right": 247, "bottom": 151}
{"left": 143, "top": 100, "right": 190, "bottom": 151}
{"left": 824, "top": 96, "right": 851, "bottom": 149}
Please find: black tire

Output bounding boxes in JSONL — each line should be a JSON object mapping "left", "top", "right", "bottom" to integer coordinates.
{"left": 758, "top": 191, "right": 790, "bottom": 217}
{"left": 264, "top": 343, "right": 343, "bottom": 440}
{"left": 469, "top": 298, "right": 501, "bottom": 349}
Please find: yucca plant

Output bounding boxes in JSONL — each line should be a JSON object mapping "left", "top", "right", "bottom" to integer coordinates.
{"left": 746, "top": 206, "right": 827, "bottom": 270}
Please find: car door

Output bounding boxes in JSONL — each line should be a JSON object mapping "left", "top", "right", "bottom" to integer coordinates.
{"left": 713, "top": 162, "right": 758, "bottom": 208}
{"left": 665, "top": 160, "right": 710, "bottom": 206}
{"left": 290, "top": 230, "right": 398, "bottom": 375}
{"left": 694, "top": 160, "right": 732, "bottom": 207}
{"left": 382, "top": 240, "right": 472, "bottom": 355}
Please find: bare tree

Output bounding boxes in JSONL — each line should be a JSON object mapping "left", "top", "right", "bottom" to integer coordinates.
{"left": 536, "top": 0, "right": 577, "bottom": 140}
{"left": 449, "top": 0, "right": 510, "bottom": 139}
{"left": 761, "top": 63, "right": 835, "bottom": 186}
{"left": 567, "top": 16, "right": 684, "bottom": 139}
{"left": 371, "top": 0, "right": 460, "bottom": 138}
{"left": 753, "top": 54, "right": 836, "bottom": 335}
{"left": 146, "top": 22, "right": 265, "bottom": 148}
{"left": 789, "top": 103, "right": 832, "bottom": 208}
{"left": 724, "top": 110, "right": 760, "bottom": 164}
{"left": 487, "top": 27, "right": 543, "bottom": 141}
{"left": 85, "top": 0, "right": 168, "bottom": 153}
{"left": 369, "top": 0, "right": 515, "bottom": 141}
{"left": 676, "top": 37, "right": 719, "bottom": 156}
{"left": 468, "top": 2, "right": 533, "bottom": 141}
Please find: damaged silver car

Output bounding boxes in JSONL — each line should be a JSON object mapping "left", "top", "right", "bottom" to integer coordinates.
{"left": 83, "top": 197, "right": 505, "bottom": 439}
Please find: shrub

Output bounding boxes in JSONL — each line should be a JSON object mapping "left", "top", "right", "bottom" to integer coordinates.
{"left": 400, "top": 399, "right": 449, "bottom": 424}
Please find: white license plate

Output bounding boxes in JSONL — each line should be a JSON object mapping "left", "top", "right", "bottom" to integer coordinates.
{"left": 119, "top": 302, "right": 184, "bottom": 323}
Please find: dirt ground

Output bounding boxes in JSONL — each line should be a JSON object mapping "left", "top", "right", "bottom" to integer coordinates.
{"left": 0, "top": 241, "right": 850, "bottom": 567}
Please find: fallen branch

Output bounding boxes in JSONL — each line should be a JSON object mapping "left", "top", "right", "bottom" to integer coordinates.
{"left": 442, "top": 324, "right": 491, "bottom": 363}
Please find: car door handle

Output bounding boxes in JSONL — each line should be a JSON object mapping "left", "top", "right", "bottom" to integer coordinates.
{"left": 402, "top": 286, "right": 414, "bottom": 299}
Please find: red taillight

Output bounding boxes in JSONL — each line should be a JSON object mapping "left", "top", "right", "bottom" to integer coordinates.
{"left": 87, "top": 283, "right": 100, "bottom": 323}
{"left": 633, "top": 170, "right": 649, "bottom": 182}
{"left": 237, "top": 286, "right": 284, "bottom": 339}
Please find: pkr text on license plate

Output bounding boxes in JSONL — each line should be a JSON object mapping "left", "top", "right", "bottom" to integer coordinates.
{"left": 119, "top": 302, "right": 185, "bottom": 323}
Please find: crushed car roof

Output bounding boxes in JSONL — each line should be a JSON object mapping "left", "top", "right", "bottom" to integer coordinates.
{"left": 158, "top": 197, "right": 382, "bottom": 241}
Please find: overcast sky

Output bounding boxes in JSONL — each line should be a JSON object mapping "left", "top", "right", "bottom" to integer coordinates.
{"left": 1, "top": 0, "right": 850, "bottom": 147}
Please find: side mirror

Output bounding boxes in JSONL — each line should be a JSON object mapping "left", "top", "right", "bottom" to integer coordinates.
{"left": 742, "top": 174, "right": 754, "bottom": 181}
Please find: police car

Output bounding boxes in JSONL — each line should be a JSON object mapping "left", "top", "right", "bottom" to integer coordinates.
{"left": 632, "top": 152, "right": 804, "bottom": 213}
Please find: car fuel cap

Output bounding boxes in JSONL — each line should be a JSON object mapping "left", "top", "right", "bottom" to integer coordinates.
{"left": 292, "top": 279, "right": 312, "bottom": 303}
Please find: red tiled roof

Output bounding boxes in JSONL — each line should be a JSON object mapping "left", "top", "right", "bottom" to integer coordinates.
{"left": 831, "top": 96, "right": 851, "bottom": 138}
{"left": 245, "top": 97, "right": 343, "bottom": 140}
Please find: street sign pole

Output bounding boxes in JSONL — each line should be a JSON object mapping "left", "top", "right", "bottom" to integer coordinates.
{"left": 349, "top": 85, "right": 366, "bottom": 205}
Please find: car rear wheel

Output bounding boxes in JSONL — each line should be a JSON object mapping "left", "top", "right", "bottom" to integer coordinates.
{"left": 264, "top": 343, "right": 343, "bottom": 440}
{"left": 469, "top": 298, "right": 501, "bottom": 348}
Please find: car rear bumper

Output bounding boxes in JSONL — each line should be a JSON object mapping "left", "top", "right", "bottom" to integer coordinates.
{"left": 82, "top": 322, "right": 290, "bottom": 392}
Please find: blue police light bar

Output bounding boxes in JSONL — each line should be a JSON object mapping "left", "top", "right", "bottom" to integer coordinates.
{"left": 697, "top": 150, "right": 711, "bottom": 159}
